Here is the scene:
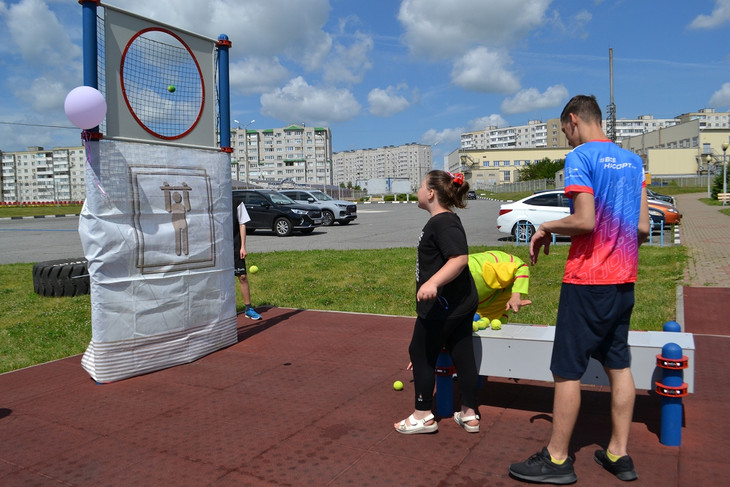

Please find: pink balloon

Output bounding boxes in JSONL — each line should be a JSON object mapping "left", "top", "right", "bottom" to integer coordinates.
{"left": 64, "top": 86, "right": 107, "bottom": 130}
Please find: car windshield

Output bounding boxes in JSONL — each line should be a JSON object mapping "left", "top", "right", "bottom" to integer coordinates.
{"left": 309, "top": 190, "right": 333, "bottom": 201}
{"left": 268, "top": 192, "right": 297, "bottom": 205}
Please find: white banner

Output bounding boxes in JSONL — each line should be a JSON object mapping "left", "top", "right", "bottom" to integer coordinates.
{"left": 79, "top": 139, "right": 237, "bottom": 382}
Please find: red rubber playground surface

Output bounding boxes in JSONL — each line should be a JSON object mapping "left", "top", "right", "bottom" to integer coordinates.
{"left": 1, "top": 297, "right": 729, "bottom": 486}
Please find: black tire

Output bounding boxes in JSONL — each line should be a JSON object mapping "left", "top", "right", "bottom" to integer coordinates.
{"left": 273, "top": 217, "right": 292, "bottom": 237}
{"left": 32, "top": 257, "right": 90, "bottom": 297}
{"left": 321, "top": 210, "right": 335, "bottom": 226}
{"left": 512, "top": 221, "right": 535, "bottom": 242}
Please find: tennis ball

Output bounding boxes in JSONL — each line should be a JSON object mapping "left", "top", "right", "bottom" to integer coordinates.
{"left": 167, "top": 85, "right": 176, "bottom": 93}
{"left": 472, "top": 322, "right": 479, "bottom": 332}
{"left": 249, "top": 265, "right": 258, "bottom": 274}
{"left": 473, "top": 312, "right": 481, "bottom": 322}
{"left": 490, "top": 319, "right": 502, "bottom": 330}
{"left": 477, "top": 318, "right": 488, "bottom": 330}
{"left": 393, "top": 380, "right": 404, "bottom": 391}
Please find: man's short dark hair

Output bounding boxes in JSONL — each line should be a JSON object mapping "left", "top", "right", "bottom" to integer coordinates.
{"left": 560, "top": 95, "right": 602, "bottom": 124}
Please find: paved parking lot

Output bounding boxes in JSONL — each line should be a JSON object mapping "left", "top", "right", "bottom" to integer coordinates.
{"left": 0, "top": 199, "right": 507, "bottom": 264}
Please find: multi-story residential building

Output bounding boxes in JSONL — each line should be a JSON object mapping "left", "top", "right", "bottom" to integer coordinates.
{"left": 230, "top": 124, "right": 333, "bottom": 187}
{"left": 461, "top": 119, "right": 567, "bottom": 150}
{"left": 331, "top": 143, "right": 432, "bottom": 191}
{"left": 1, "top": 146, "right": 86, "bottom": 203}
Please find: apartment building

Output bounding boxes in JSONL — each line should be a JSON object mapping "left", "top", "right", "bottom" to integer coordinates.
{"left": 461, "top": 119, "right": 567, "bottom": 150}
{"left": 230, "top": 124, "right": 333, "bottom": 186}
{"left": 1, "top": 146, "right": 86, "bottom": 203}
{"left": 331, "top": 143, "right": 432, "bottom": 191}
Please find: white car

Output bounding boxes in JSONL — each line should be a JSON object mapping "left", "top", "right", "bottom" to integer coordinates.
{"left": 280, "top": 189, "right": 357, "bottom": 226}
{"left": 496, "top": 189, "right": 571, "bottom": 241}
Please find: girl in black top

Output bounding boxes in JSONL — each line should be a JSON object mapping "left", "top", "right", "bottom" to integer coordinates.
{"left": 394, "top": 170, "right": 480, "bottom": 434}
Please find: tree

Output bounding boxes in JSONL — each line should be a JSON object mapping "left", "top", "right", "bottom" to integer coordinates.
{"left": 517, "top": 157, "right": 565, "bottom": 181}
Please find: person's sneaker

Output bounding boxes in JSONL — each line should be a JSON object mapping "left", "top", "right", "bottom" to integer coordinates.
{"left": 244, "top": 307, "right": 262, "bottom": 320}
{"left": 509, "top": 447, "right": 577, "bottom": 484}
{"left": 594, "top": 449, "right": 637, "bottom": 481}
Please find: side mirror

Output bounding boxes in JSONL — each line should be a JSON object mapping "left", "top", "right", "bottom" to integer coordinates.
{"left": 307, "top": 197, "right": 315, "bottom": 203}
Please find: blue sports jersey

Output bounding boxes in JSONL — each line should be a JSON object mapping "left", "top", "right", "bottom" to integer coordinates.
{"left": 563, "top": 140, "right": 645, "bottom": 284}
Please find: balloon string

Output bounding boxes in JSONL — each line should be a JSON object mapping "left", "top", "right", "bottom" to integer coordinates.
{"left": 82, "top": 132, "right": 107, "bottom": 197}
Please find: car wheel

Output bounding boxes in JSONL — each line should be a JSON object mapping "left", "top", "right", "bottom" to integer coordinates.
{"left": 273, "top": 217, "right": 293, "bottom": 237}
{"left": 512, "top": 221, "right": 535, "bottom": 242}
{"left": 321, "top": 210, "right": 335, "bottom": 226}
{"left": 32, "top": 257, "right": 90, "bottom": 297}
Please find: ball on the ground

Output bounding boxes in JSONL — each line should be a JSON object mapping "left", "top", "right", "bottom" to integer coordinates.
{"left": 490, "top": 319, "right": 502, "bottom": 330}
{"left": 393, "top": 380, "right": 404, "bottom": 391}
{"left": 167, "top": 85, "right": 176, "bottom": 93}
{"left": 249, "top": 265, "right": 258, "bottom": 274}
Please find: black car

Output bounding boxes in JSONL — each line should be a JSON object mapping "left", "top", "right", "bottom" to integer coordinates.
{"left": 467, "top": 190, "right": 477, "bottom": 200}
{"left": 233, "top": 189, "right": 322, "bottom": 236}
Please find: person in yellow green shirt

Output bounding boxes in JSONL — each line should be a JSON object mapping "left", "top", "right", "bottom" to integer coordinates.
{"left": 468, "top": 250, "right": 531, "bottom": 323}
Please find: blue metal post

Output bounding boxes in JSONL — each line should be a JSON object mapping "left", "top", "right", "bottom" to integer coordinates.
{"left": 217, "top": 34, "right": 232, "bottom": 151}
{"left": 81, "top": 1, "right": 98, "bottom": 89}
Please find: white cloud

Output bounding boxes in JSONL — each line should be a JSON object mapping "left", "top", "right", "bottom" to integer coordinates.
{"left": 260, "top": 76, "right": 361, "bottom": 124}
{"left": 368, "top": 85, "right": 410, "bottom": 117}
{"left": 398, "top": 0, "right": 551, "bottom": 59}
{"left": 500, "top": 85, "right": 569, "bottom": 115}
{"left": 709, "top": 82, "right": 730, "bottom": 108}
{"left": 688, "top": 0, "right": 730, "bottom": 29}
{"left": 421, "top": 127, "right": 464, "bottom": 146}
{"left": 323, "top": 32, "right": 374, "bottom": 85}
{"left": 5, "top": 0, "right": 81, "bottom": 67}
{"left": 14, "top": 76, "right": 69, "bottom": 112}
{"left": 230, "top": 57, "right": 289, "bottom": 95}
{"left": 451, "top": 47, "right": 520, "bottom": 94}
{"left": 469, "top": 114, "right": 508, "bottom": 130}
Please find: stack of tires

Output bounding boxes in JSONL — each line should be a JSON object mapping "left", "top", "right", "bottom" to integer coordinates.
{"left": 32, "top": 258, "right": 90, "bottom": 297}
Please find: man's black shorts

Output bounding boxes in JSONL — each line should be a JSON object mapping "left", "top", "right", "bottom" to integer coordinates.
{"left": 234, "top": 253, "right": 247, "bottom": 276}
{"left": 550, "top": 283, "right": 635, "bottom": 380}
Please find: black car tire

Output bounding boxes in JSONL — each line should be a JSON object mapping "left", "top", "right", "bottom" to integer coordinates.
{"left": 32, "top": 257, "right": 90, "bottom": 297}
{"left": 512, "top": 221, "right": 535, "bottom": 242}
{"left": 321, "top": 210, "right": 335, "bottom": 226}
{"left": 273, "top": 217, "right": 293, "bottom": 237}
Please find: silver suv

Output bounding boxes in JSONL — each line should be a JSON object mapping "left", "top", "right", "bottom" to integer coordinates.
{"left": 280, "top": 189, "right": 357, "bottom": 226}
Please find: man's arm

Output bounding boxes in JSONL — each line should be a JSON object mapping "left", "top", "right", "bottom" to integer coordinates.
{"left": 530, "top": 192, "right": 595, "bottom": 265}
{"left": 637, "top": 186, "right": 650, "bottom": 245}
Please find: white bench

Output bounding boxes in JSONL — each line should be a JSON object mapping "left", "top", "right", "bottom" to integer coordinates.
{"left": 718, "top": 193, "right": 730, "bottom": 203}
{"left": 471, "top": 323, "right": 695, "bottom": 392}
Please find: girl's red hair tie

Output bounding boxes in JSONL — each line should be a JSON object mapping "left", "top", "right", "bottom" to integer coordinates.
{"left": 453, "top": 172, "right": 464, "bottom": 186}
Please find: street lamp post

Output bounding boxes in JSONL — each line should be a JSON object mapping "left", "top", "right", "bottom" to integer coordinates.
{"left": 705, "top": 154, "right": 713, "bottom": 199}
{"left": 723, "top": 142, "right": 729, "bottom": 206}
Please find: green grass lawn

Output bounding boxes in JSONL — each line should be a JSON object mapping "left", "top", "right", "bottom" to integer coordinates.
{"left": 0, "top": 244, "right": 685, "bottom": 374}
{"left": 0, "top": 204, "right": 83, "bottom": 218}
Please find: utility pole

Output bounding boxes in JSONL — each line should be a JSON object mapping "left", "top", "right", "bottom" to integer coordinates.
{"left": 606, "top": 48, "right": 617, "bottom": 143}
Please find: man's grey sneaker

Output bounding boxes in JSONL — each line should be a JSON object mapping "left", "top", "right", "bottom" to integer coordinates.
{"left": 509, "top": 447, "right": 577, "bottom": 484}
{"left": 594, "top": 449, "right": 638, "bottom": 481}
{"left": 244, "top": 308, "right": 262, "bottom": 320}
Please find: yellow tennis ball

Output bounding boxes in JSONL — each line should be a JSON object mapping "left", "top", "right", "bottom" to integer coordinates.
{"left": 477, "top": 318, "right": 489, "bottom": 330}
{"left": 393, "top": 380, "right": 404, "bottom": 391}
{"left": 490, "top": 319, "right": 502, "bottom": 330}
{"left": 472, "top": 322, "right": 479, "bottom": 332}
{"left": 249, "top": 265, "right": 258, "bottom": 274}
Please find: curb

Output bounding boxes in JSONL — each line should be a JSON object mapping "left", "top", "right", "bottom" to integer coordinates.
{"left": 0, "top": 214, "right": 81, "bottom": 221}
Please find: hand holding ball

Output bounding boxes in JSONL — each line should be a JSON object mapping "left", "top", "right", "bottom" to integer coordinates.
{"left": 393, "top": 380, "right": 404, "bottom": 391}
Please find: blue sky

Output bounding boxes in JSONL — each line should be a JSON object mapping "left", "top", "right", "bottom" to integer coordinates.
{"left": 0, "top": 0, "right": 728, "bottom": 163}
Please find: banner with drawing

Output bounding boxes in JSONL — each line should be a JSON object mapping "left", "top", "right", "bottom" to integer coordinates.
{"left": 79, "top": 139, "right": 237, "bottom": 383}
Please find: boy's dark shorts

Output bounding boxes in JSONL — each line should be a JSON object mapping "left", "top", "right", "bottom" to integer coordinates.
{"left": 234, "top": 254, "right": 247, "bottom": 277}
{"left": 550, "top": 282, "right": 635, "bottom": 380}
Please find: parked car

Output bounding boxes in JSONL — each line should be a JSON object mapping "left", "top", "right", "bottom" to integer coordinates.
{"left": 497, "top": 189, "right": 570, "bottom": 240}
{"left": 279, "top": 189, "right": 357, "bottom": 226}
{"left": 232, "top": 189, "right": 322, "bottom": 236}
{"left": 647, "top": 188, "right": 676, "bottom": 206}
{"left": 648, "top": 207, "right": 666, "bottom": 232}
{"left": 467, "top": 190, "right": 477, "bottom": 200}
{"left": 647, "top": 199, "right": 681, "bottom": 224}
